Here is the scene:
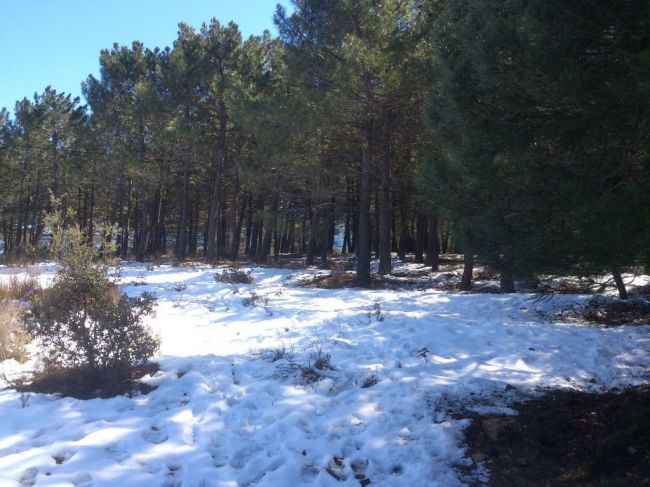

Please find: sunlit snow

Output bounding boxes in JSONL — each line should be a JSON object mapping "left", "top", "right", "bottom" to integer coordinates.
{"left": 0, "top": 263, "right": 649, "bottom": 486}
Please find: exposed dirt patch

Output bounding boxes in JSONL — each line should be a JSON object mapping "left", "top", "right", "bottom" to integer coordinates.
{"left": 11, "top": 362, "right": 160, "bottom": 399}
{"left": 543, "top": 297, "right": 650, "bottom": 327}
{"left": 461, "top": 386, "right": 650, "bottom": 486}
{"left": 300, "top": 271, "right": 420, "bottom": 290}
{"left": 581, "top": 298, "right": 650, "bottom": 326}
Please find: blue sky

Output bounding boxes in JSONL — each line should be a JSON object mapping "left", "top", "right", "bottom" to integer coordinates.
{"left": 1, "top": 0, "right": 290, "bottom": 112}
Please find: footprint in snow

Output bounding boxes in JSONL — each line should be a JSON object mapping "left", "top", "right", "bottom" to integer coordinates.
{"left": 105, "top": 444, "right": 130, "bottom": 463}
{"left": 18, "top": 467, "right": 38, "bottom": 487}
{"left": 143, "top": 425, "right": 168, "bottom": 444}
{"left": 301, "top": 462, "right": 320, "bottom": 482}
{"left": 164, "top": 462, "right": 183, "bottom": 485}
{"left": 229, "top": 447, "right": 250, "bottom": 470}
{"left": 32, "top": 423, "right": 64, "bottom": 439}
{"left": 71, "top": 472, "right": 92, "bottom": 486}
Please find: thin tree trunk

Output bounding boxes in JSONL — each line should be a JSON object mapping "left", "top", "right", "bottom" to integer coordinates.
{"left": 121, "top": 179, "right": 132, "bottom": 259}
{"left": 378, "top": 112, "right": 392, "bottom": 275}
{"left": 135, "top": 181, "right": 149, "bottom": 262}
{"left": 257, "top": 195, "right": 277, "bottom": 264}
{"left": 229, "top": 171, "right": 240, "bottom": 259}
{"left": 500, "top": 268, "right": 515, "bottom": 293}
{"left": 612, "top": 267, "right": 628, "bottom": 300}
{"left": 15, "top": 157, "right": 26, "bottom": 254}
{"left": 88, "top": 182, "right": 95, "bottom": 243}
{"left": 176, "top": 149, "right": 190, "bottom": 261}
{"left": 321, "top": 205, "right": 330, "bottom": 263}
{"left": 414, "top": 211, "right": 425, "bottom": 263}
{"left": 355, "top": 112, "right": 373, "bottom": 287}
{"left": 134, "top": 122, "right": 149, "bottom": 262}
{"left": 426, "top": 214, "right": 440, "bottom": 271}
{"left": 460, "top": 251, "right": 474, "bottom": 291}
{"left": 306, "top": 205, "right": 317, "bottom": 265}
{"left": 249, "top": 195, "right": 263, "bottom": 258}
{"left": 206, "top": 98, "right": 227, "bottom": 261}
{"left": 232, "top": 196, "right": 246, "bottom": 261}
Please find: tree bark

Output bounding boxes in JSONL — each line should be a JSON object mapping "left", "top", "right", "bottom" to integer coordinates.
{"left": 257, "top": 195, "right": 277, "bottom": 264}
{"left": 205, "top": 98, "right": 227, "bottom": 261}
{"left": 500, "top": 269, "right": 515, "bottom": 293}
{"left": 248, "top": 195, "right": 263, "bottom": 258}
{"left": 306, "top": 205, "right": 317, "bottom": 266}
{"left": 378, "top": 112, "right": 392, "bottom": 275}
{"left": 355, "top": 111, "right": 373, "bottom": 287}
{"left": 134, "top": 181, "right": 149, "bottom": 262}
{"left": 612, "top": 267, "right": 628, "bottom": 300}
{"left": 460, "top": 251, "right": 474, "bottom": 291}
{"left": 231, "top": 195, "right": 246, "bottom": 261}
{"left": 121, "top": 179, "right": 132, "bottom": 259}
{"left": 176, "top": 148, "right": 190, "bottom": 261}
{"left": 426, "top": 213, "right": 440, "bottom": 271}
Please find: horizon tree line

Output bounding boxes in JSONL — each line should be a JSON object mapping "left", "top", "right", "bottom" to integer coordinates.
{"left": 1, "top": 0, "right": 648, "bottom": 298}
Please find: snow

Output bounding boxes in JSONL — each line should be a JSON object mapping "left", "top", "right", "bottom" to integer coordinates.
{"left": 1, "top": 262, "right": 649, "bottom": 486}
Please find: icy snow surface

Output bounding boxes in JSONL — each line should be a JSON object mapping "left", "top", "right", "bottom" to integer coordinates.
{"left": 1, "top": 263, "right": 649, "bottom": 486}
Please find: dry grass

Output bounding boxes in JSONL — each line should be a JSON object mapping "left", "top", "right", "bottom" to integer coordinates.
{"left": 0, "top": 274, "right": 42, "bottom": 302}
{"left": 0, "top": 272, "right": 40, "bottom": 362}
{"left": 0, "top": 300, "right": 31, "bottom": 362}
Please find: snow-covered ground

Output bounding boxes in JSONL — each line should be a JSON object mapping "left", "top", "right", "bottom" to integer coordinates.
{"left": 1, "top": 262, "right": 649, "bottom": 486}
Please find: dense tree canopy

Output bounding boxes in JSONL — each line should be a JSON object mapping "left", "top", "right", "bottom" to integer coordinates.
{"left": 1, "top": 0, "right": 648, "bottom": 298}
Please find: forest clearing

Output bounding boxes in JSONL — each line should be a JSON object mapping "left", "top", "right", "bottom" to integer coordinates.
{"left": 2, "top": 0, "right": 650, "bottom": 485}
{"left": 1, "top": 260, "right": 649, "bottom": 486}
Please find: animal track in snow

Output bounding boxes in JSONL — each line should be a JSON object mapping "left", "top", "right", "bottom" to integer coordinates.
{"left": 18, "top": 467, "right": 38, "bottom": 487}
{"left": 142, "top": 425, "right": 168, "bottom": 444}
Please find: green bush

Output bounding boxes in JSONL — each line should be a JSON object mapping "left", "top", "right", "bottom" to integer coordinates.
{"left": 214, "top": 268, "right": 254, "bottom": 285}
{"left": 25, "top": 208, "right": 159, "bottom": 376}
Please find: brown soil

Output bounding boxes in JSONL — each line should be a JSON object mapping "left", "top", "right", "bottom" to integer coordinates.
{"left": 12, "top": 362, "right": 159, "bottom": 399}
{"left": 544, "top": 298, "right": 650, "bottom": 327}
{"left": 582, "top": 299, "right": 650, "bottom": 327}
{"left": 461, "top": 386, "right": 650, "bottom": 486}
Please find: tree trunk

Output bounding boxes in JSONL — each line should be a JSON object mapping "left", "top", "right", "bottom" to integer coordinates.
{"left": 460, "top": 252, "right": 474, "bottom": 291}
{"left": 134, "top": 182, "right": 149, "bottom": 262}
{"left": 355, "top": 112, "right": 373, "bottom": 287}
{"left": 15, "top": 157, "right": 26, "bottom": 254}
{"left": 306, "top": 206, "right": 317, "bottom": 265}
{"left": 189, "top": 199, "right": 198, "bottom": 256}
{"left": 249, "top": 195, "right": 263, "bottom": 258}
{"left": 500, "top": 268, "right": 515, "bottom": 293}
{"left": 176, "top": 149, "right": 190, "bottom": 261}
{"left": 397, "top": 191, "right": 409, "bottom": 261}
{"left": 378, "top": 112, "right": 392, "bottom": 275}
{"left": 134, "top": 122, "right": 149, "bottom": 262}
{"left": 88, "top": 182, "right": 95, "bottom": 243}
{"left": 206, "top": 98, "right": 227, "bottom": 261}
{"left": 257, "top": 195, "right": 277, "bottom": 264}
{"left": 426, "top": 213, "right": 440, "bottom": 271}
{"left": 414, "top": 211, "right": 425, "bottom": 263}
{"left": 231, "top": 195, "right": 246, "bottom": 261}
{"left": 321, "top": 205, "right": 330, "bottom": 263}
{"left": 612, "top": 267, "right": 628, "bottom": 300}
{"left": 229, "top": 171, "right": 240, "bottom": 259}
{"left": 121, "top": 179, "right": 132, "bottom": 259}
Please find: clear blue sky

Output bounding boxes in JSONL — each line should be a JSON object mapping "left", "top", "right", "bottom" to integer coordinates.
{"left": 0, "top": 0, "right": 291, "bottom": 112}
